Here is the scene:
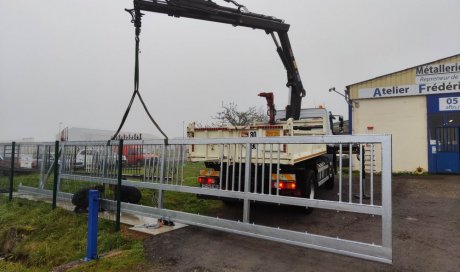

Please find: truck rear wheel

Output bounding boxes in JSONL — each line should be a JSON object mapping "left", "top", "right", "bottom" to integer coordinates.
{"left": 302, "top": 169, "right": 317, "bottom": 199}
{"left": 324, "top": 173, "right": 334, "bottom": 190}
{"left": 298, "top": 169, "right": 317, "bottom": 214}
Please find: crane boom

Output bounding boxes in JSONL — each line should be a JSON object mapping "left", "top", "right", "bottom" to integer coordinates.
{"left": 132, "top": 0, "right": 306, "bottom": 119}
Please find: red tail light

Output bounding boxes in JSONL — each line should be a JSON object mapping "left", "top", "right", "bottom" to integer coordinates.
{"left": 272, "top": 181, "right": 296, "bottom": 190}
{"left": 198, "top": 177, "right": 205, "bottom": 184}
{"left": 198, "top": 176, "right": 215, "bottom": 184}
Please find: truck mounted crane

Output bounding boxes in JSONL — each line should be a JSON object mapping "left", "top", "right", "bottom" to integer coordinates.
{"left": 130, "top": 0, "right": 306, "bottom": 120}
{"left": 126, "top": 0, "right": 345, "bottom": 208}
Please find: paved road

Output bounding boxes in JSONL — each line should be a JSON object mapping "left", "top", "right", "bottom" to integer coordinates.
{"left": 142, "top": 175, "right": 460, "bottom": 272}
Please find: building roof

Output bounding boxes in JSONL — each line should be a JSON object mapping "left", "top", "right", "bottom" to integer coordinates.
{"left": 346, "top": 53, "right": 460, "bottom": 88}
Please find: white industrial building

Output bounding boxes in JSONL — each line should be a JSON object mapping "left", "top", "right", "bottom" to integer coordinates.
{"left": 347, "top": 54, "right": 460, "bottom": 173}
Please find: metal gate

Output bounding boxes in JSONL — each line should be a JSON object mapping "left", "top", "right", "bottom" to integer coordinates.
{"left": 17, "top": 135, "right": 392, "bottom": 263}
{"left": 436, "top": 126, "right": 460, "bottom": 173}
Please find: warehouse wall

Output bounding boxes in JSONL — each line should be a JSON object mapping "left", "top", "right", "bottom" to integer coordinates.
{"left": 352, "top": 96, "right": 427, "bottom": 172}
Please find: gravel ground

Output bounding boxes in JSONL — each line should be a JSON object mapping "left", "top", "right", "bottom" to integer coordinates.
{"left": 141, "top": 175, "right": 460, "bottom": 272}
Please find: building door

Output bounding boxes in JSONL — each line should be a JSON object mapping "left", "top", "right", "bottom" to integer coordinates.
{"left": 427, "top": 93, "right": 460, "bottom": 174}
{"left": 435, "top": 126, "right": 460, "bottom": 173}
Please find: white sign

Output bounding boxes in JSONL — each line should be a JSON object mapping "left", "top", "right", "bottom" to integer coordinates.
{"left": 416, "top": 62, "right": 460, "bottom": 84}
{"left": 358, "top": 61, "right": 460, "bottom": 99}
{"left": 359, "top": 83, "right": 460, "bottom": 99}
{"left": 439, "top": 96, "right": 460, "bottom": 111}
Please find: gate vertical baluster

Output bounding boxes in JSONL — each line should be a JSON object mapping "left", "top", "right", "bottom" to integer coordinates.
{"left": 243, "top": 143, "right": 251, "bottom": 223}
{"left": 269, "top": 144, "right": 273, "bottom": 195}
{"left": 226, "top": 144, "right": 230, "bottom": 190}
{"left": 238, "top": 144, "right": 243, "bottom": 192}
{"left": 52, "top": 141, "right": 59, "bottom": 209}
{"left": 166, "top": 146, "right": 171, "bottom": 185}
{"left": 181, "top": 145, "right": 185, "bottom": 185}
{"left": 158, "top": 142, "right": 166, "bottom": 209}
{"left": 232, "top": 144, "right": 236, "bottom": 191}
{"left": 254, "top": 144, "right": 258, "bottom": 194}
{"left": 359, "top": 144, "right": 363, "bottom": 204}
{"left": 339, "top": 144, "right": 342, "bottom": 202}
{"left": 276, "top": 144, "right": 280, "bottom": 196}
{"left": 8, "top": 142, "right": 16, "bottom": 201}
{"left": 349, "top": 144, "right": 352, "bottom": 203}
{"left": 115, "top": 139, "right": 123, "bottom": 231}
{"left": 370, "top": 144, "right": 374, "bottom": 205}
{"left": 219, "top": 144, "right": 224, "bottom": 190}
{"left": 39, "top": 144, "right": 46, "bottom": 189}
{"left": 261, "top": 144, "right": 265, "bottom": 194}
{"left": 175, "top": 145, "right": 180, "bottom": 185}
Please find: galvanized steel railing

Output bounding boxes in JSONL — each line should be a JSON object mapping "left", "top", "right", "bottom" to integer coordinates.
{"left": 3, "top": 134, "right": 392, "bottom": 263}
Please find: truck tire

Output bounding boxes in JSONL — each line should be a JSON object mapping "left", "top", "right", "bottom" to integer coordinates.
{"left": 298, "top": 169, "right": 317, "bottom": 214}
{"left": 324, "top": 173, "right": 334, "bottom": 190}
{"left": 302, "top": 169, "right": 318, "bottom": 199}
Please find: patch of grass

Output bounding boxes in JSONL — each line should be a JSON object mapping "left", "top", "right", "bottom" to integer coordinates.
{"left": 163, "top": 162, "right": 223, "bottom": 214}
{"left": 67, "top": 242, "right": 144, "bottom": 272}
{"left": 136, "top": 162, "right": 224, "bottom": 214}
{"left": 0, "top": 196, "right": 144, "bottom": 272}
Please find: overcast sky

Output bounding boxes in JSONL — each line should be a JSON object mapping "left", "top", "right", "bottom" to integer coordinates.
{"left": 1, "top": 0, "right": 459, "bottom": 141}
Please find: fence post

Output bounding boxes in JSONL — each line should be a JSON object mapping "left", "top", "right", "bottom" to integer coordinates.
{"left": 52, "top": 141, "right": 59, "bottom": 209}
{"left": 85, "top": 190, "right": 99, "bottom": 261}
{"left": 115, "top": 139, "right": 123, "bottom": 231}
{"left": 8, "top": 142, "right": 16, "bottom": 201}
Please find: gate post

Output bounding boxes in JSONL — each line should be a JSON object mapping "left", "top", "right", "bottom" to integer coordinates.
{"left": 85, "top": 190, "right": 99, "bottom": 261}
{"left": 116, "top": 139, "right": 123, "bottom": 231}
{"left": 243, "top": 143, "right": 252, "bottom": 223}
{"left": 8, "top": 142, "right": 16, "bottom": 201}
{"left": 52, "top": 141, "right": 60, "bottom": 209}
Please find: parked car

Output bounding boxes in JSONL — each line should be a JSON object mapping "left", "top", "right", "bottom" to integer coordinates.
{"left": 115, "top": 145, "right": 157, "bottom": 166}
{"left": 0, "top": 155, "right": 6, "bottom": 169}
{"left": 0, "top": 154, "right": 37, "bottom": 171}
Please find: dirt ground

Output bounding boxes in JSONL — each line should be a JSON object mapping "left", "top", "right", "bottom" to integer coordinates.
{"left": 140, "top": 175, "right": 460, "bottom": 272}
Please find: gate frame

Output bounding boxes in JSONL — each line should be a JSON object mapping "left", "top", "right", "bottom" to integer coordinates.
{"left": 20, "top": 134, "right": 393, "bottom": 263}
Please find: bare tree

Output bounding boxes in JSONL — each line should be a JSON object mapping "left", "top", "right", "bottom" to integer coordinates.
{"left": 213, "top": 102, "right": 267, "bottom": 126}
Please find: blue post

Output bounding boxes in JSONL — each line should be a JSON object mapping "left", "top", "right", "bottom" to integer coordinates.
{"left": 85, "top": 190, "right": 99, "bottom": 261}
